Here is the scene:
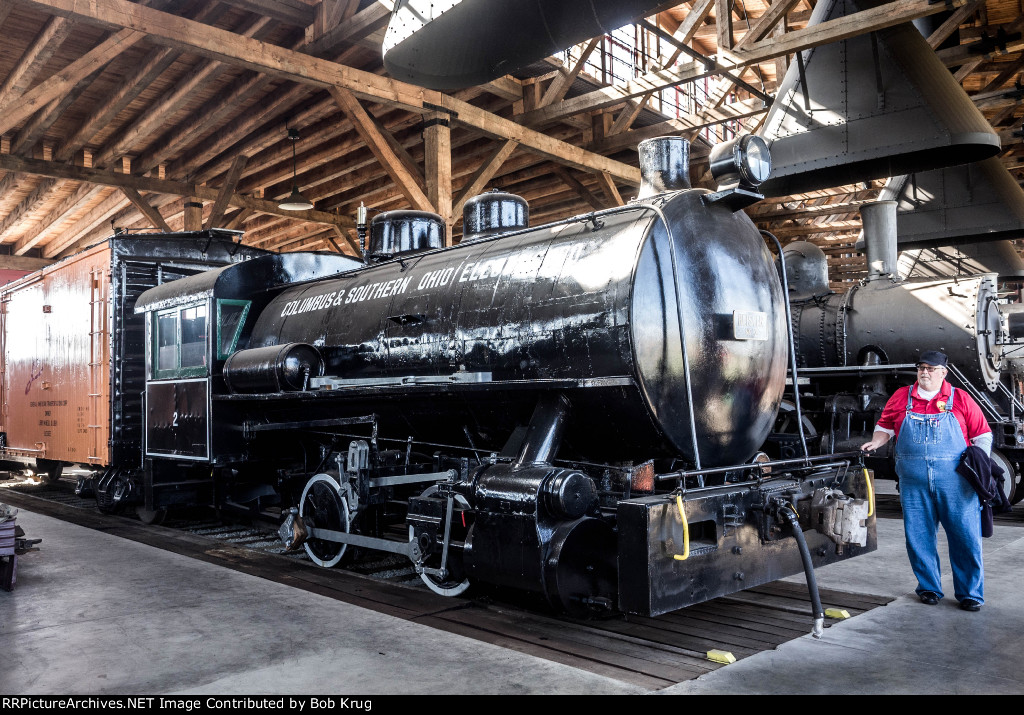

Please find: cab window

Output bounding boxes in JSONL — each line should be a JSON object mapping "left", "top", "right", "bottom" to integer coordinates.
{"left": 217, "top": 300, "right": 250, "bottom": 359}
{"left": 153, "top": 303, "right": 208, "bottom": 378}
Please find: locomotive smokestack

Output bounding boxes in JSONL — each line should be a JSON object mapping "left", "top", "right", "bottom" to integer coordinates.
{"left": 637, "top": 136, "right": 691, "bottom": 199}
{"left": 860, "top": 201, "right": 900, "bottom": 281}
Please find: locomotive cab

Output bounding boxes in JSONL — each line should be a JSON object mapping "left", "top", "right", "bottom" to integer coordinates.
{"left": 135, "top": 253, "right": 361, "bottom": 514}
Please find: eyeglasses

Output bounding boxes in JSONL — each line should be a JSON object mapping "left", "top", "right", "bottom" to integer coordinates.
{"left": 917, "top": 366, "right": 944, "bottom": 373}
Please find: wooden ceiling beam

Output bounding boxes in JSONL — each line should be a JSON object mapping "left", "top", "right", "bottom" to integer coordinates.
{"left": 595, "top": 172, "right": 624, "bottom": 207}
{"left": 119, "top": 186, "right": 172, "bottom": 232}
{"left": 216, "top": 0, "right": 316, "bottom": 28}
{"left": 588, "top": 97, "right": 763, "bottom": 155}
{"left": 303, "top": 0, "right": 392, "bottom": 57}
{"left": 18, "top": 0, "right": 640, "bottom": 184}
{"left": 0, "top": 178, "right": 62, "bottom": 245}
{"left": 0, "top": 152, "right": 354, "bottom": 229}
{"left": 20, "top": 185, "right": 113, "bottom": 256}
{"left": 330, "top": 86, "right": 432, "bottom": 211}
{"left": 0, "top": 254, "right": 53, "bottom": 271}
{"left": 451, "top": 140, "right": 520, "bottom": 218}
{"left": 168, "top": 5, "right": 390, "bottom": 184}
{"left": 538, "top": 38, "right": 601, "bottom": 109}
{"left": 517, "top": 0, "right": 960, "bottom": 126}
{"left": 552, "top": 166, "right": 608, "bottom": 211}
{"left": 44, "top": 189, "right": 131, "bottom": 257}
{"left": 0, "top": 27, "right": 144, "bottom": 137}
{"left": 0, "top": 16, "right": 72, "bottom": 108}
{"left": 56, "top": 44, "right": 179, "bottom": 162}
{"left": 734, "top": 0, "right": 801, "bottom": 50}
{"left": 12, "top": 69, "right": 98, "bottom": 156}
{"left": 95, "top": 14, "right": 274, "bottom": 171}
{"left": 206, "top": 154, "right": 250, "bottom": 230}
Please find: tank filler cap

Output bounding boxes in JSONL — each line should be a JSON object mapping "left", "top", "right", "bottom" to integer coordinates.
{"left": 462, "top": 189, "right": 529, "bottom": 242}
{"left": 368, "top": 209, "right": 445, "bottom": 260}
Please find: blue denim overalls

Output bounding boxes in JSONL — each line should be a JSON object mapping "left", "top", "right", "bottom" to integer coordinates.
{"left": 894, "top": 386, "right": 984, "bottom": 604}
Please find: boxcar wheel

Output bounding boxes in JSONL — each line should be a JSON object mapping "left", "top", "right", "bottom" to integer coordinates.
{"left": 35, "top": 459, "right": 63, "bottom": 484}
{"left": 298, "top": 474, "right": 350, "bottom": 568}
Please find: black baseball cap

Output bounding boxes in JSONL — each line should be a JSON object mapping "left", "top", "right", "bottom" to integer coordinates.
{"left": 916, "top": 350, "right": 948, "bottom": 368}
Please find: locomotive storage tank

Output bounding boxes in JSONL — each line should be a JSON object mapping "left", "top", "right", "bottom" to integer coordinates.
{"left": 238, "top": 149, "right": 788, "bottom": 467}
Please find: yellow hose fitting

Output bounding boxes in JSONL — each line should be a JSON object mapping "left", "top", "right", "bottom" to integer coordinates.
{"left": 863, "top": 467, "right": 874, "bottom": 517}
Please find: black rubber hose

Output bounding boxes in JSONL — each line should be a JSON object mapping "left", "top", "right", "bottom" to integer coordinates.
{"left": 778, "top": 503, "right": 825, "bottom": 638}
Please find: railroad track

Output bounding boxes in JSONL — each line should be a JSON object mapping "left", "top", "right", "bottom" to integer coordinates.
{"left": 1, "top": 470, "right": 894, "bottom": 689}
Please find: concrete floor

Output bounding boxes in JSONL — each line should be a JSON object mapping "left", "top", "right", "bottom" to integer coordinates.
{"left": 2, "top": 481, "right": 1023, "bottom": 695}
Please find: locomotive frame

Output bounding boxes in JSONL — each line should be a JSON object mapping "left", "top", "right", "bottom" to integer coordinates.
{"left": 127, "top": 137, "right": 876, "bottom": 619}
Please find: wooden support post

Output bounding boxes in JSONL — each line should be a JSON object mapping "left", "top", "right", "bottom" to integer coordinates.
{"left": 423, "top": 111, "right": 452, "bottom": 242}
{"left": 184, "top": 199, "right": 203, "bottom": 231}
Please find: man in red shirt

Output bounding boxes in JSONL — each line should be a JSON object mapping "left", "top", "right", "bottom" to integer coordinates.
{"left": 861, "top": 350, "right": 990, "bottom": 612}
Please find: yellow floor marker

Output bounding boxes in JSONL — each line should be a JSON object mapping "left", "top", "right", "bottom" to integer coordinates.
{"left": 825, "top": 608, "right": 850, "bottom": 619}
{"left": 707, "top": 649, "right": 736, "bottom": 664}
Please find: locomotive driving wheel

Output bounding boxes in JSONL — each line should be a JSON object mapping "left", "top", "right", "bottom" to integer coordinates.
{"left": 990, "top": 449, "right": 1021, "bottom": 505}
{"left": 409, "top": 485, "right": 471, "bottom": 597}
{"left": 299, "top": 474, "right": 351, "bottom": 568}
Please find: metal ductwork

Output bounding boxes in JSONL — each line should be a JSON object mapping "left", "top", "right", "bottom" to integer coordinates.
{"left": 899, "top": 243, "right": 1024, "bottom": 281}
{"left": 876, "top": 158, "right": 1024, "bottom": 250}
{"left": 757, "top": 0, "right": 1000, "bottom": 197}
{"left": 382, "top": 0, "right": 680, "bottom": 90}
{"left": 860, "top": 201, "right": 899, "bottom": 281}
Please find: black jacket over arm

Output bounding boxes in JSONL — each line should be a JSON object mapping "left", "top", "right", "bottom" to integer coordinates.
{"left": 957, "top": 446, "right": 1012, "bottom": 537}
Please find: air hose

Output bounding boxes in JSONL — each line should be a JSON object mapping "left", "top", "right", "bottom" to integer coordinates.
{"left": 776, "top": 500, "right": 825, "bottom": 638}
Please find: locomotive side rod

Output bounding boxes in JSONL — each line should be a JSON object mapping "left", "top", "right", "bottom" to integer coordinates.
{"left": 304, "top": 526, "right": 421, "bottom": 561}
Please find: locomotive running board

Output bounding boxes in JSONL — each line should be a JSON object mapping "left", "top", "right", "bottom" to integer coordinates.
{"left": 217, "top": 375, "right": 636, "bottom": 401}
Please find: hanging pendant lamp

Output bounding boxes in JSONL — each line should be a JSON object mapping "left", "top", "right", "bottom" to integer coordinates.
{"left": 279, "top": 127, "right": 314, "bottom": 211}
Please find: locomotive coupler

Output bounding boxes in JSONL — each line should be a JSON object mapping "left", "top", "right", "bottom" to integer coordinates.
{"left": 810, "top": 488, "right": 870, "bottom": 555}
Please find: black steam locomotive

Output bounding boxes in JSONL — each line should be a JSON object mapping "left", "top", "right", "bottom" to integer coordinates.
{"left": 129, "top": 136, "right": 875, "bottom": 618}
{"left": 770, "top": 201, "right": 1024, "bottom": 504}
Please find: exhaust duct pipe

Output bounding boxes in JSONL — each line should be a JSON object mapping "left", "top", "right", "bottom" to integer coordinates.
{"left": 860, "top": 201, "right": 899, "bottom": 281}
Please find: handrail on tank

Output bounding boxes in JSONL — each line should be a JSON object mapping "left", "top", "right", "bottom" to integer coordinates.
{"left": 646, "top": 203, "right": 703, "bottom": 472}
{"left": 763, "top": 230, "right": 810, "bottom": 462}
{"left": 656, "top": 450, "right": 863, "bottom": 483}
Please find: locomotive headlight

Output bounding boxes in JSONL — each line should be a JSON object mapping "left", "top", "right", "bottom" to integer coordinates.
{"left": 709, "top": 134, "right": 772, "bottom": 190}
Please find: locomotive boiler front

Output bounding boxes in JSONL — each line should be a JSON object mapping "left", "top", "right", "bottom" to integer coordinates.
{"left": 232, "top": 141, "right": 789, "bottom": 469}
